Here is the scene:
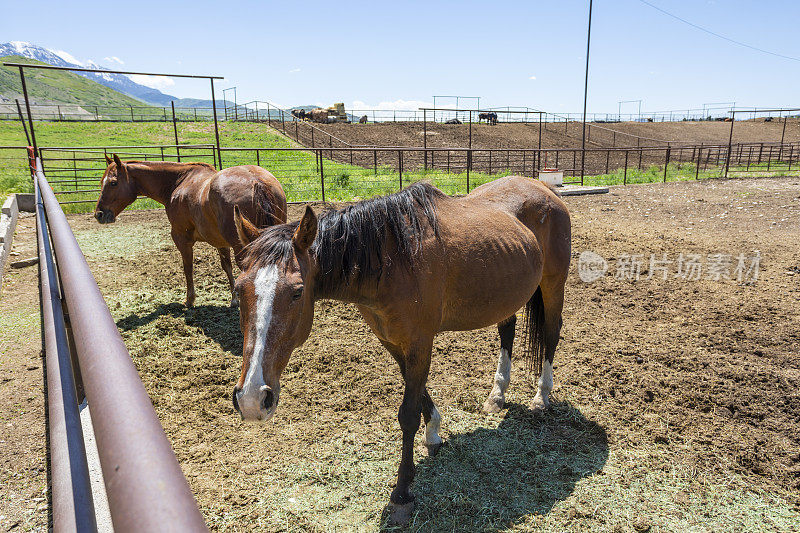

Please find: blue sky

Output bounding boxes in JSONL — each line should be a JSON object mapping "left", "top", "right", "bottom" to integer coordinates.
{"left": 2, "top": 0, "right": 798, "bottom": 114}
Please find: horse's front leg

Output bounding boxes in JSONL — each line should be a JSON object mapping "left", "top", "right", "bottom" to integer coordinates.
{"left": 389, "top": 339, "right": 432, "bottom": 525}
{"left": 217, "top": 248, "right": 237, "bottom": 307}
{"left": 171, "top": 232, "right": 196, "bottom": 307}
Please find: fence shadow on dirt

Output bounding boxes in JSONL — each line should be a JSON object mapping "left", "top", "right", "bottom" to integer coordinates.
{"left": 381, "top": 401, "right": 609, "bottom": 531}
{"left": 116, "top": 302, "right": 242, "bottom": 358}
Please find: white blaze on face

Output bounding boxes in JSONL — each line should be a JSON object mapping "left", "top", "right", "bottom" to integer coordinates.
{"left": 238, "top": 265, "right": 280, "bottom": 421}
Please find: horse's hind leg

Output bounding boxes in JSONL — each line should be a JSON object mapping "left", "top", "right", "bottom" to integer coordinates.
{"left": 483, "top": 314, "right": 517, "bottom": 414}
{"left": 218, "top": 248, "right": 237, "bottom": 307}
{"left": 532, "top": 274, "right": 566, "bottom": 412}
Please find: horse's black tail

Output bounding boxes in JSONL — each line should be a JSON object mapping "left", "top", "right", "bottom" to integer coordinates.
{"left": 521, "top": 286, "right": 546, "bottom": 377}
{"left": 251, "top": 179, "right": 282, "bottom": 229}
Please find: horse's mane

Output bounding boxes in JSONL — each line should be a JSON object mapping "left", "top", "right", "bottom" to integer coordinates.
{"left": 245, "top": 182, "right": 445, "bottom": 295}
{"left": 127, "top": 160, "right": 216, "bottom": 171}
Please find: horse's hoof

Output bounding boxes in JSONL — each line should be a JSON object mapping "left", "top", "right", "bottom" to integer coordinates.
{"left": 388, "top": 501, "right": 415, "bottom": 526}
{"left": 531, "top": 395, "right": 550, "bottom": 413}
{"left": 184, "top": 299, "right": 195, "bottom": 308}
{"left": 483, "top": 395, "right": 505, "bottom": 414}
{"left": 426, "top": 439, "right": 446, "bottom": 457}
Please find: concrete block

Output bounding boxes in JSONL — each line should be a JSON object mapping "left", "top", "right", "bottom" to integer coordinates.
{"left": 1, "top": 194, "right": 21, "bottom": 285}
{"left": 15, "top": 193, "right": 35, "bottom": 212}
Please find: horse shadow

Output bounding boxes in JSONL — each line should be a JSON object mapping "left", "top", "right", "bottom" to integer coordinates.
{"left": 116, "top": 302, "right": 243, "bottom": 357}
{"left": 381, "top": 401, "right": 609, "bottom": 531}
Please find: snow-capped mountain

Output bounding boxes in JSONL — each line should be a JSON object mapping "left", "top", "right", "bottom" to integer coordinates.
{"left": 0, "top": 41, "right": 223, "bottom": 107}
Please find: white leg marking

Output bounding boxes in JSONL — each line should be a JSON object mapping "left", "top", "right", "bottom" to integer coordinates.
{"left": 489, "top": 348, "right": 511, "bottom": 400}
{"left": 238, "top": 265, "right": 279, "bottom": 420}
{"left": 533, "top": 359, "right": 554, "bottom": 409}
{"left": 425, "top": 405, "right": 442, "bottom": 447}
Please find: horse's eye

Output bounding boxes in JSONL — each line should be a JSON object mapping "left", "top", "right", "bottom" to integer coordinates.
{"left": 109, "top": 180, "right": 118, "bottom": 187}
{"left": 292, "top": 287, "right": 303, "bottom": 301}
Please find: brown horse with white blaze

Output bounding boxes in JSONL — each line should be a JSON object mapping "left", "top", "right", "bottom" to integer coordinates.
{"left": 230, "top": 176, "right": 570, "bottom": 521}
{"left": 94, "top": 155, "right": 287, "bottom": 306}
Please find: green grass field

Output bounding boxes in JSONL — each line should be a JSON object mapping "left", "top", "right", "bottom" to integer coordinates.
{"left": 1, "top": 120, "right": 796, "bottom": 213}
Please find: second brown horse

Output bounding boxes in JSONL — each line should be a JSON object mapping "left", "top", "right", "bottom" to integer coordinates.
{"left": 94, "top": 155, "right": 287, "bottom": 306}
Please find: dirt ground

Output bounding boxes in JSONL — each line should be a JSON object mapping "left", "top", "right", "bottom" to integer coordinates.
{"left": 303, "top": 119, "right": 798, "bottom": 177}
{"left": 312, "top": 117, "right": 800, "bottom": 151}
{"left": 2, "top": 176, "right": 799, "bottom": 531}
{"left": 0, "top": 212, "right": 48, "bottom": 532}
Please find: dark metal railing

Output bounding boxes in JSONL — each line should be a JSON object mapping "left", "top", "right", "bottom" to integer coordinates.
{"left": 33, "top": 153, "right": 208, "bottom": 531}
{"left": 30, "top": 140, "right": 800, "bottom": 211}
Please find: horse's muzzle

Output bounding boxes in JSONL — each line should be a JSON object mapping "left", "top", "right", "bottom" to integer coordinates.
{"left": 94, "top": 210, "right": 115, "bottom": 224}
{"left": 233, "top": 384, "right": 278, "bottom": 422}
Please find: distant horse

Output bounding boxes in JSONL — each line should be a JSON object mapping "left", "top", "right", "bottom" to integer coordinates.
{"left": 291, "top": 109, "right": 307, "bottom": 121}
{"left": 94, "top": 155, "right": 287, "bottom": 307}
{"left": 445, "top": 118, "right": 462, "bottom": 124}
{"left": 229, "top": 176, "right": 571, "bottom": 522}
{"left": 478, "top": 112, "right": 498, "bottom": 125}
{"left": 359, "top": 115, "right": 368, "bottom": 124}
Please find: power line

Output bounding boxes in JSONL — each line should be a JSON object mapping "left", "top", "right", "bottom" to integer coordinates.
{"left": 638, "top": 0, "right": 800, "bottom": 62}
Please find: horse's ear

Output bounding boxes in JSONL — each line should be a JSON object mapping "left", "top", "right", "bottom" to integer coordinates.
{"left": 234, "top": 205, "right": 261, "bottom": 246}
{"left": 112, "top": 154, "right": 126, "bottom": 176}
{"left": 105, "top": 153, "right": 112, "bottom": 165}
{"left": 293, "top": 205, "right": 317, "bottom": 251}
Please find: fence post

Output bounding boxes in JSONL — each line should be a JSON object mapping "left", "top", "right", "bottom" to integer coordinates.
{"left": 468, "top": 111, "right": 473, "bottom": 150}
{"left": 171, "top": 102, "right": 181, "bottom": 162}
{"left": 466, "top": 150, "right": 471, "bottom": 193}
{"left": 281, "top": 109, "right": 286, "bottom": 134}
{"left": 319, "top": 149, "right": 325, "bottom": 202}
{"left": 423, "top": 109, "right": 427, "bottom": 171}
{"left": 695, "top": 147, "right": 702, "bottom": 180}
{"left": 398, "top": 150, "right": 403, "bottom": 190}
{"left": 788, "top": 145, "right": 793, "bottom": 172}
{"left": 767, "top": 144, "right": 773, "bottom": 171}
{"left": 605, "top": 149, "right": 610, "bottom": 174}
{"left": 267, "top": 103, "right": 272, "bottom": 127}
{"left": 624, "top": 150, "right": 629, "bottom": 185}
{"left": 374, "top": 150, "right": 378, "bottom": 177}
{"left": 663, "top": 147, "right": 670, "bottom": 182}
{"left": 311, "top": 128, "right": 314, "bottom": 148}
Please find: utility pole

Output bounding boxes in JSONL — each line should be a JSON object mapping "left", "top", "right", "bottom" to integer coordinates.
{"left": 580, "top": 0, "right": 593, "bottom": 185}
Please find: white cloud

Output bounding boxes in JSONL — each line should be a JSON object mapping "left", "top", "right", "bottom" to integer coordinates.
{"left": 289, "top": 68, "right": 301, "bottom": 73}
{"left": 51, "top": 49, "right": 84, "bottom": 66}
{"left": 127, "top": 74, "right": 176, "bottom": 91}
{"left": 104, "top": 56, "right": 124, "bottom": 65}
{"left": 350, "top": 99, "right": 433, "bottom": 111}
{"left": 529, "top": 75, "right": 537, "bottom": 80}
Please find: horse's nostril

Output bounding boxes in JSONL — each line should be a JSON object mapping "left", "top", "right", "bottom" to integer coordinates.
{"left": 94, "top": 212, "right": 102, "bottom": 221}
{"left": 232, "top": 388, "right": 240, "bottom": 413}
{"left": 262, "top": 388, "right": 274, "bottom": 411}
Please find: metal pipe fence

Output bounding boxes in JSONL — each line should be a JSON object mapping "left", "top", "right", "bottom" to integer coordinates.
{"left": 26, "top": 140, "right": 799, "bottom": 212}
{"left": 32, "top": 154, "right": 208, "bottom": 531}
